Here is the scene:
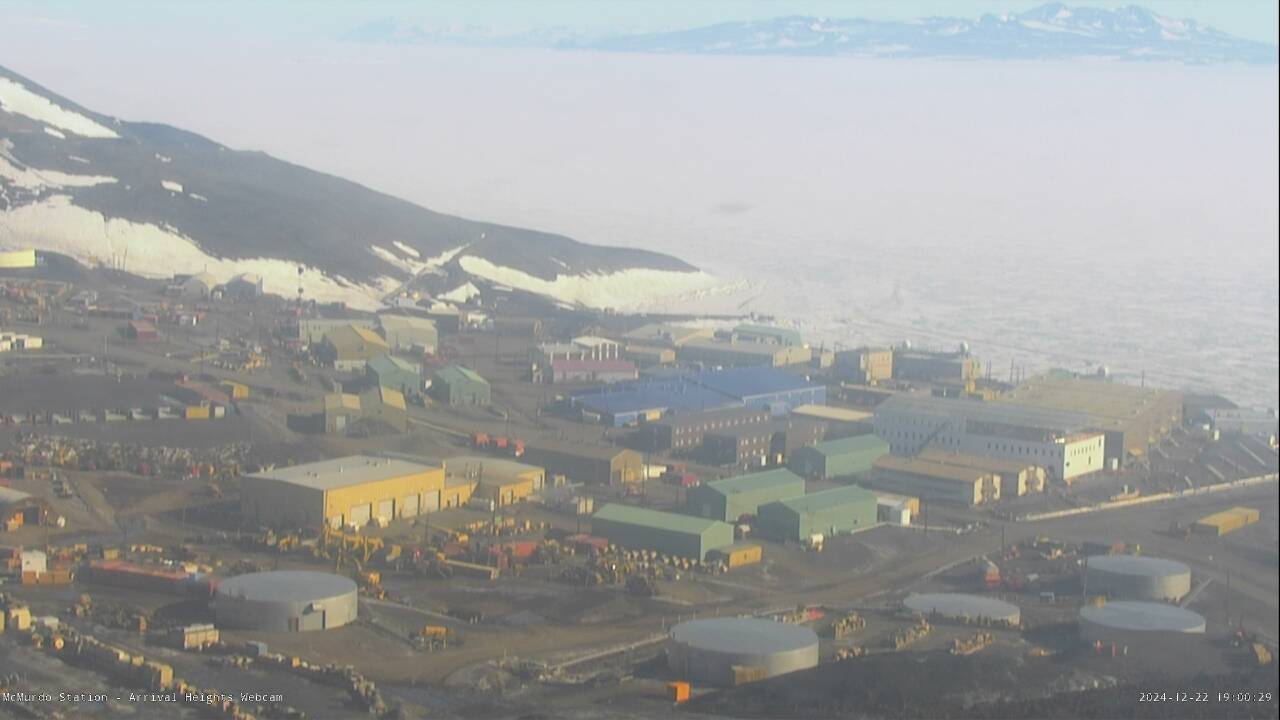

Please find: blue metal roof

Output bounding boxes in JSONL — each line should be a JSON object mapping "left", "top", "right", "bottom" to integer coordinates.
{"left": 688, "top": 367, "right": 821, "bottom": 399}
{"left": 570, "top": 367, "right": 822, "bottom": 417}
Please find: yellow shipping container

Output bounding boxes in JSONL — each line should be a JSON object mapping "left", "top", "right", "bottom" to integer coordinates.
{"left": 184, "top": 405, "right": 210, "bottom": 420}
{"left": 220, "top": 381, "right": 250, "bottom": 399}
{"left": 1192, "top": 507, "right": 1260, "bottom": 537}
{"left": 714, "top": 542, "right": 763, "bottom": 569}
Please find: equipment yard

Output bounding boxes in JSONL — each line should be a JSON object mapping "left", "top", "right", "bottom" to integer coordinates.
{"left": 1, "top": 264, "right": 1277, "bottom": 719}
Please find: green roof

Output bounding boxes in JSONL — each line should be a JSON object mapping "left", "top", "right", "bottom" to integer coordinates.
{"left": 810, "top": 435, "right": 890, "bottom": 457}
{"left": 435, "top": 365, "right": 487, "bottom": 385}
{"left": 368, "top": 354, "right": 419, "bottom": 375}
{"left": 707, "top": 468, "right": 804, "bottom": 496}
{"left": 772, "top": 485, "right": 877, "bottom": 514}
{"left": 594, "top": 503, "right": 726, "bottom": 535}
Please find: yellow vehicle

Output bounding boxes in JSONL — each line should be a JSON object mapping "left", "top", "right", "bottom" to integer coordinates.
{"left": 416, "top": 625, "right": 455, "bottom": 651}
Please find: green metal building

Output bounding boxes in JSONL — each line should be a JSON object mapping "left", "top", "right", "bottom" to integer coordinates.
{"left": 591, "top": 503, "right": 734, "bottom": 560}
{"left": 686, "top": 468, "right": 806, "bottom": 522}
{"left": 787, "top": 435, "right": 889, "bottom": 480}
{"left": 756, "top": 485, "right": 878, "bottom": 542}
{"left": 429, "top": 365, "right": 490, "bottom": 406}
{"left": 366, "top": 354, "right": 422, "bottom": 396}
{"left": 733, "top": 324, "right": 803, "bottom": 347}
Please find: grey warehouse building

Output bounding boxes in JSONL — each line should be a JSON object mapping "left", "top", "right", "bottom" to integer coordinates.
{"left": 668, "top": 617, "right": 819, "bottom": 686}
{"left": 591, "top": 503, "right": 734, "bottom": 560}
{"left": 214, "top": 571, "right": 358, "bottom": 632}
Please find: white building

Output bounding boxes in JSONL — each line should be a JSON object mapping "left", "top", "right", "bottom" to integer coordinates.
{"left": 873, "top": 395, "right": 1106, "bottom": 483}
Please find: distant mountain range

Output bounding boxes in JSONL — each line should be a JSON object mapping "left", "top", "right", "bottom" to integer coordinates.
{"left": 0, "top": 65, "right": 706, "bottom": 310}
{"left": 347, "top": 3, "right": 1278, "bottom": 65}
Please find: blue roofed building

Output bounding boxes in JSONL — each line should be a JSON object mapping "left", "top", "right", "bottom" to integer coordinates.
{"left": 569, "top": 367, "right": 827, "bottom": 427}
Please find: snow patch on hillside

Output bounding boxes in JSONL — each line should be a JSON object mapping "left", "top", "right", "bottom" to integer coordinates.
{"left": 0, "top": 77, "right": 120, "bottom": 139}
{"left": 391, "top": 240, "right": 420, "bottom": 258}
{"left": 0, "top": 152, "right": 117, "bottom": 190}
{"left": 439, "top": 282, "right": 480, "bottom": 303}
{"left": 160, "top": 180, "right": 183, "bottom": 193}
{"left": 43, "top": 127, "right": 66, "bottom": 139}
{"left": 0, "top": 194, "right": 387, "bottom": 309}
{"left": 456, "top": 256, "right": 718, "bottom": 310}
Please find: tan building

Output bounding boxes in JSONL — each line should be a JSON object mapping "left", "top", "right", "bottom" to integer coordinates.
{"left": 445, "top": 456, "right": 545, "bottom": 507}
{"left": 866, "top": 455, "right": 999, "bottom": 506}
{"left": 915, "top": 449, "right": 1047, "bottom": 497}
{"left": 319, "top": 325, "right": 390, "bottom": 372}
{"left": 441, "top": 476, "right": 476, "bottom": 509}
{"left": 323, "top": 393, "right": 362, "bottom": 434}
{"left": 521, "top": 443, "right": 644, "bottom": 486}
{"left": 241, "top": 456, "right": 446, "bottom": 529}
{"left": 359, "top": 386, "right": 407, "bottom": 432}
{"left": 834, "top": 347, "right": 894, "bottom": 385}
{"left": 999, "top": 375, "right": 1182, "bottom": 467}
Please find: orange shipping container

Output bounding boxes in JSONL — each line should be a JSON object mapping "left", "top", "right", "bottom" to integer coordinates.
{"left": 667, "top": 681, "right": 690, "bottom": 703}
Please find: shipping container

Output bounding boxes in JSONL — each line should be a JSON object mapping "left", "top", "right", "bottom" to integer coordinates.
{"left": 667, "top": 681, "right": 690, "bottom": 703}
{"left": 1192, "top": 507, "right": 1260, "bottom": 536}
{"left": 184, "top": 405, "right": 210, "bottom": 420}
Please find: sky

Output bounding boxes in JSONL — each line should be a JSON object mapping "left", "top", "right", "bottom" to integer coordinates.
{"left": 1, "top": 0, "right": 1278, "bottom": 44}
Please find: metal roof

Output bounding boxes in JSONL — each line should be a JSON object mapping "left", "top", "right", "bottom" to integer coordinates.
{"left": 904, "top": 593, "right": 1021, "bottom": 622}
{"left": 434, "top": 365, "right": 487, "bottom": 386}
{"left": 248, "top": 455, "right": 437, "bottom": 491}
{"left": 808, "top": 435, "right": 889, "bottom": 458}
{"left": 593, "top": 503, "right": 728, "bottom": 536}
{"left": 323, "top": 393, "right": 361, "bottom": 412}
{"left": 444, "top": 455, "right": 543, "bottom": 482}
{"left": 1086, "top": 555, "right": 1190, "bottom": 578}
{"left": 687, "top": 367, "right": 821, "bottom": 399}
{"left": 733, "top": 324, "right": 802, "bottom": 344}
{"left": 1079, "top": 601, "right": 1205, "bottom": 633}
{"left": 216, "top": 571, "right": 356, "bottom": 603}
{"left": 1002, "top": 375, "right": 1179, "bottom": 423}
{"left": 877, "top": 394, "right": 1095, "bottom": 433}
{"left": 671, "top": 617, "right": 818, "bottom": 654}
{"left": 367, "top": 354, "right": 419, "bottom": 376}
{"left": 706, "top": 469, "right": 804, "bottom": 497}
{"left": 768, "top": 485, "right": 877, "bottom": 515}
{"left": 915, "top": 449, "right": 1038, "bottom": 474}
{"left": 873, "top": 455, "right": 990, "bottom": 483}
{"left": 378, "top": 314, "right": 436, "bottom": 331}
{"left": 791, "top": 404, "right": 872, "bottom": 423}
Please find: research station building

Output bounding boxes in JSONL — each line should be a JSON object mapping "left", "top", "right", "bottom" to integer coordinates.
{"left": 591, "top": 503, "right": 734, "bottom": 560}
{"left": 755, "top": 485, "right": 878, "bottom": 542}
{"left": 788, "top": 435, "right": 889, "bottom": 480}
{"left": 241, "top": 455, "right": 446, "bottom": 529}
{"left": 686, "top": 468, "right": 806, "bottom": 522}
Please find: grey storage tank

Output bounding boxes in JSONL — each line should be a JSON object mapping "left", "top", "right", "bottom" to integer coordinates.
{"left": 214, "top": 571, "right": 358, "bottom": 632}
{"left": 667, "top": 617, "right": 819, "bottom": 686}
{"left": 1085, "top": 555, "right": 1191, "bottom": 602}
{"left": 1079, "top": 601, "right": 1206, "bottom": 656}
{"left": 904, "top": 593, "right": 1021, "bottom": 627}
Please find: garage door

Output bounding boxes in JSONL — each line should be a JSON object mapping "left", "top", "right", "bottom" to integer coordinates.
{"left": 421, "top": 491, "right": 440, "bottom": 513}
{"left": 401, "top": 494, "right": 420, "bottom": 518}
{"left": 376, "top": 499, "right": 394, "bottom": 521}
{"left": 348, "top": 503, "right": 371, "bottom": 528}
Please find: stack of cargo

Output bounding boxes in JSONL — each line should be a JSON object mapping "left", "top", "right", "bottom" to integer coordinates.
{"left": 1191, "top": 507, "right": 1260, "bottom": 537}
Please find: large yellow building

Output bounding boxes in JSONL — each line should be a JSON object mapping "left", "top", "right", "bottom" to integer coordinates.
{"left": 241, "top": 456, "right": 445, "bottom": 529}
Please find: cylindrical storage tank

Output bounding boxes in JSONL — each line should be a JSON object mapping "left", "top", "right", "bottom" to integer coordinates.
{"left": 904, "top": 593, "right": 1021, "bottom": 627}
{"left": 1079, "top": 601, "right": 1205, "bottom": 657}
{"left": 667, "top": 617, "right": 818, "bottom": 686}
{"left": 1085, "top": 555, "right": 1191, "bottom": 602}
{"left": 214, "top": 571, "right": 357, "bottom": 632}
